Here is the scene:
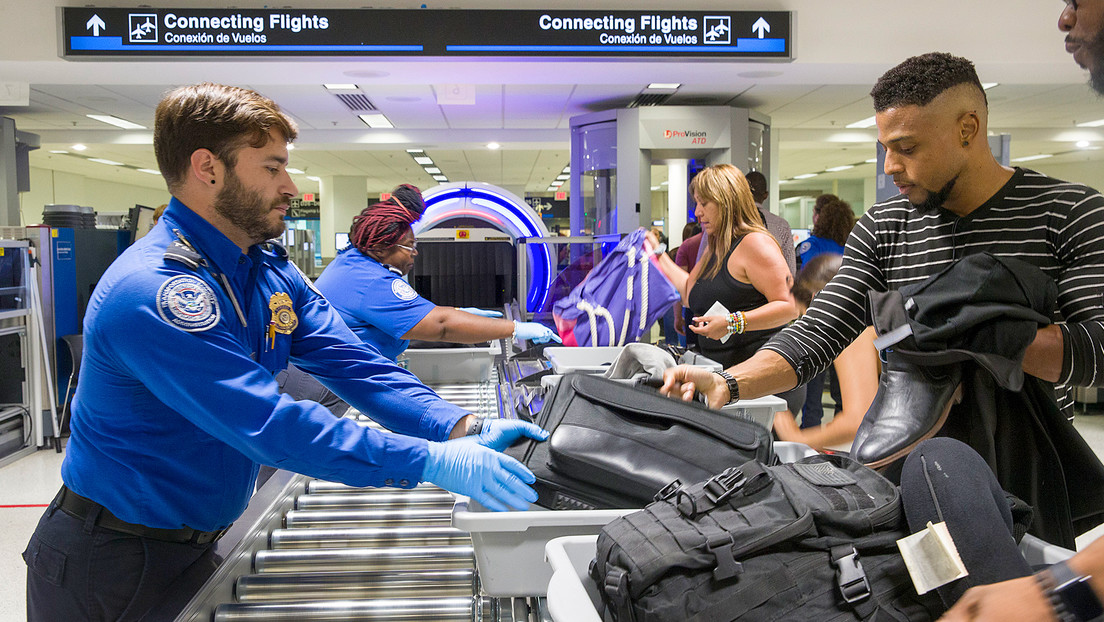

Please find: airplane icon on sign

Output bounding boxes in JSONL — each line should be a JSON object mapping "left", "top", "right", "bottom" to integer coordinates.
{"left": 703, "top": 16, "right": 731, "bottom": 45}
{"left": 129, "top": 14, "right": 158, "bottom": 43}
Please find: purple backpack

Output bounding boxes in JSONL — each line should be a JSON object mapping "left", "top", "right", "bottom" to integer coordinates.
{"left": 553, "top": 229, "right": 680, "bottom": 347}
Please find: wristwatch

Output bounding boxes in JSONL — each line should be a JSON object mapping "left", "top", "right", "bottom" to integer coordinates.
{"left": 467, "top": 418, "right": 485, "bottom": 436}
{"left": 650, "top": 242, "right": 667, "bottom": 256}
{"left": 713, "top": 370, "right": 740, "bottom": 406}
{"left": 1036, "top": 560, "right": 1104, "bottom": 622}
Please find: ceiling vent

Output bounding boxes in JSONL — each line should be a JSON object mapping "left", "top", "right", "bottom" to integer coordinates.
{"left": 334, "top": 93, "right": 378, "bottom": 112}
{"left": 627, "top": 92, "right": 674, "bottom": 108}
{"left": 627, "top": 84, "right": 680, "bottom": 108}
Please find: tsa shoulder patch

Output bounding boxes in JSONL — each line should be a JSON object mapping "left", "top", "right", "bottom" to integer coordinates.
{"left": 391, "top": 278, "right": 418, "bottom": 302}
{"left": 156, "top": 275, "right": 221, "bottom": 332}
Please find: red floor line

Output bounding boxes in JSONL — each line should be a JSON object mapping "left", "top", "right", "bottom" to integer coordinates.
{"left": 0, "top": 504, "right": 50, "bottom": 508}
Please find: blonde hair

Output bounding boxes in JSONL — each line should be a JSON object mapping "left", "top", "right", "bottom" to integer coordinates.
{"left": 689, "top": 164, "right": 770, "bottom": 280}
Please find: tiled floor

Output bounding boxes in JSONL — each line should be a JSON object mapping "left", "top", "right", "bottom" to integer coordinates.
{"left": 3, "top": 412, "right": 1104, "bottom": 621}
{"left": 0, "top": 448, "right": 63, "bottom": 622}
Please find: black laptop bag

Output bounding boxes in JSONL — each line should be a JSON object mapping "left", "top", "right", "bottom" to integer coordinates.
{"left": 507, "top": 373, "right": 773, "bottom": 510}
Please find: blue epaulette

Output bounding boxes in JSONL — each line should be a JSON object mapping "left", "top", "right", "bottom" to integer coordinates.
{"left": 164, "top": 238, "right": 204, "bottom": 270}
{"left": 262, "top": 240, "right": 289, "bottom": 260}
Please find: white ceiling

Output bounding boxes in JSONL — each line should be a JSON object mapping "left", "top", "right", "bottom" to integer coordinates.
{"left": 2, "top": 0, "right": 1103, "bottom": 197}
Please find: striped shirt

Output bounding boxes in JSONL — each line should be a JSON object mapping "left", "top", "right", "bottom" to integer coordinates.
{"left": 764, "top": 168, "right": 1104, "bottom": 416}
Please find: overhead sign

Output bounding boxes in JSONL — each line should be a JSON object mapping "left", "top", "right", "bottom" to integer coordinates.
{"left": 61, "top": 8, "right": 792, "bottom": 59}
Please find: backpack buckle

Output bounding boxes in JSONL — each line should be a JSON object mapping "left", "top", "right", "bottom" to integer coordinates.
{"left": 832, "top": 547, "right": 871, "bottom": 605}
{"left": 704, "top": 467, "right": 747, "bottom": 505}
{"left": 654, "top": 478, "right": 683, "bottom": 502}
{"left": 603, "top": 566, "right": 631, "bottom": 604}
{"left": 707, "top": 533, "right": 744, "bottom": 581}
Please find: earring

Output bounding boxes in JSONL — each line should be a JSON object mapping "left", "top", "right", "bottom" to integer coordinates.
{"left": 211, "top": 179, "right": 216, "bottom": 184}
{"left": 962, "top": 141, "right": 969, "bottom": 147}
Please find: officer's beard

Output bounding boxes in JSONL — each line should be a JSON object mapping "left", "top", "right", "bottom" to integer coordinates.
{"left": 213, "top": 169, "right": 287, "bottom": 244}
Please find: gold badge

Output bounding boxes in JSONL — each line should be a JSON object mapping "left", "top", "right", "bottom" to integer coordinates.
{"left": 269, "top": 292, "right": 298, "bottom": 334}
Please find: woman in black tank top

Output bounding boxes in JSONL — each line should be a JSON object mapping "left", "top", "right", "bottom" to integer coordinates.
{"left": 647, "top": 164, "right": 801, "bottom": 411}
{"left": 648, "top": 164, "right": 797, "bottom": 365}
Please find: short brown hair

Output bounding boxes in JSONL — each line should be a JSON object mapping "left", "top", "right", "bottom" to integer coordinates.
{"left": 154, "top": 83, "right": 298, "bottom": 193}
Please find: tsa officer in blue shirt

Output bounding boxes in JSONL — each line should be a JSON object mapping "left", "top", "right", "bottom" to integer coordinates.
{"left": 313, "top": 197, "right": 559, "bottom": 362}
{"left": 22, "top": 82, "right": 547, "bottom": 622}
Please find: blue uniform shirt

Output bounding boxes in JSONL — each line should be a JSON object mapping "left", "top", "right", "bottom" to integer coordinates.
{"left": 796, "top": 235, "right": 845, "bottom": 267}
{"left": 61, "top": 199, "right": 467, "bottom": 531}
{"left": 314, "top": 249, "right": 436, "bottom": 361}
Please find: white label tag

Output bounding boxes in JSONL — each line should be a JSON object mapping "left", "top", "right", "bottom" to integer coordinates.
{"left": 896, "top": 521, "right": 969, "bottom": 595}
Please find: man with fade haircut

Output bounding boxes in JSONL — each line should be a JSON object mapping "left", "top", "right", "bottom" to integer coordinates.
{"left": 658, "top": 51, "right": 1104, "bottom": 541}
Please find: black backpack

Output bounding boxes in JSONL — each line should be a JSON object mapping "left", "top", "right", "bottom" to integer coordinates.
{"left": 592, "top": 454, "right": 945, "bottom": 621}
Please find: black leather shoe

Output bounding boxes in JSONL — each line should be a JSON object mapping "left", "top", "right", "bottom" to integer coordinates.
{"left": 850, "top": 357, "right": 963, "bottom": 469}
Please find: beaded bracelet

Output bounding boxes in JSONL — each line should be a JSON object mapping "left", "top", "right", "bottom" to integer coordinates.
{"left": 725, "top": 311, "right": 746, "bottom": 336}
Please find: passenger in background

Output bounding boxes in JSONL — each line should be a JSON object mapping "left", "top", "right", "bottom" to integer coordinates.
{"left": 794, "top": 195, "right": 857, "bottom": 428}
{"left": 646, "top": 163, "right": 803, "bottom": 414}
{"left": 669, "top": 221, "right": 702, "bottom": 347}
{"left": 770, "top": 254, "right": 879, "bottom": 451}
{"left": 313, "top": 198, "right": 559, "bottom": 363}
{"left": 745, "top": 170, "right": 797, "bottom": 276}
{"left": 796, "top": 195, "right": 856, "bottom": 269}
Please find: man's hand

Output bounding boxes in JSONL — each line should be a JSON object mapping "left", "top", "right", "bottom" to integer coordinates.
{"left": 660, "top": 364, "right": 728, "bottom": 408}
{"left": 938, "top": 576, "right": 1055, "bottom": 622}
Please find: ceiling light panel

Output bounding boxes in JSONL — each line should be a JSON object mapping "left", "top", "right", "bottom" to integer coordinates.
{"left": 358, "top": 113, "right": 393, "bottom": 128}
{"left": 86, "top": 114, "right": 146, "bottom": 130}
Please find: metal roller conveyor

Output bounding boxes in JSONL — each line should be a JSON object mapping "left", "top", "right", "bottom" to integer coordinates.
{"left": 294, "top": 492, "right": 455, "bottom": 510}
{"left": 234, "top": 569, "right": 476, "bottom": 602}
{"left": 166, "top": 357, "right": 520, "bottom": 621}
{"left": 213, "top": 596, "right": 487, "bottom": 621}
{"left": 284, "top": 507, "right": 454, "bottom": 528}
{"left": 270, "top": 525, "right": 470, "bottom": 549}
{"left": 254, "top": 545, "right": 476, "bottom": 573}
{"left": 305, "top": 481, "right": 442, "bottom": 494}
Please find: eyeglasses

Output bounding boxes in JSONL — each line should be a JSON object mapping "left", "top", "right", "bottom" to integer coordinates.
{"left": 394, "top": 241, "right": 418, "bottom": 253}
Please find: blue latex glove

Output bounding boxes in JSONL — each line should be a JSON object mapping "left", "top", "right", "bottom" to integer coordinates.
{"left": 458, "top": 307, "right": 504, "bottom": 318}
{"left": 514, "top": 321, "right": 562, "bottom": 344}
{"left": 461, "top": 418, "right": 549, "bottom": 452}
{"left": 422, "top": 441, "right": 538, "bottom": 511}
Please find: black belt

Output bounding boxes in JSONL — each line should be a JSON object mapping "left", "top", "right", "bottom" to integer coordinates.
{"left": 54, "top": 486, "right": 230, "bottom": 545}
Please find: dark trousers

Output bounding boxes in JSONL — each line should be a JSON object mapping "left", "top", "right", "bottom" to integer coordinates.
{"left": 799, "top": 367, "right": 842, "bottom": 428}
{"left": 900, "top": 438, "right": 1032, "bottom": 608}
{"left": 24, "top": 499, "right": 217, "bottom": 621}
